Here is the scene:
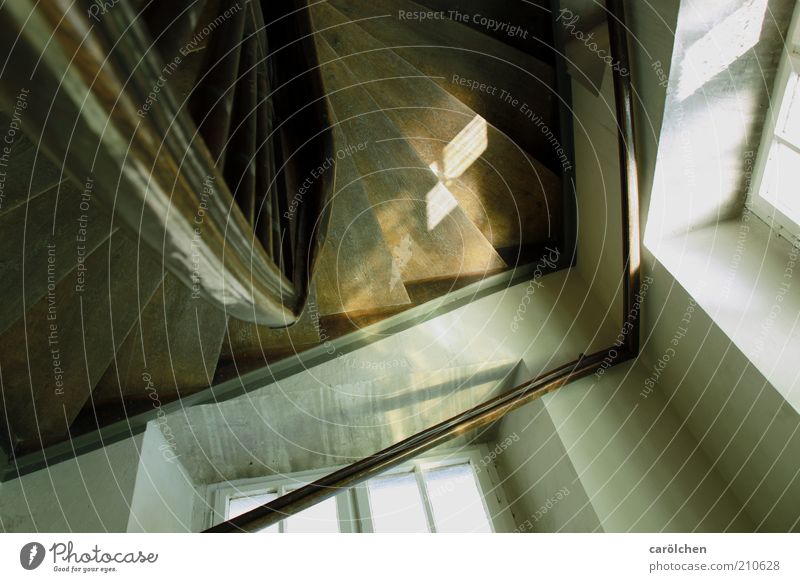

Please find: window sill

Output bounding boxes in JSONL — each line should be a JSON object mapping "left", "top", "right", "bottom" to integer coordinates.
{"left": 649, "top": 213, "right": 800, "bottom": 411}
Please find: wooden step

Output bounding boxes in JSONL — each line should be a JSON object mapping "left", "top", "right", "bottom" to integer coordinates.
{"left": 0, "top": 178, "right": 114, "bottom": 335}
{"left": 313, "top": 36, "right": 506, "bottom": 285}
{"left": 87, "top": 273, "right": 228, "bottom": 414}
{"left": 0, "top": 229, "right": 163, "bottom": 450}
{"left": 313, "top": 117, "right": 412, "bottom": 318}
{"left": 311, "top": 2, "right": 562, "bottom": 252}
{"left": 326, "top": 0, "right": 560, "bottom": 172}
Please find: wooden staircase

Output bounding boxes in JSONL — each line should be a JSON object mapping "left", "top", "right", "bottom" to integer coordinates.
{"left": 0, "top": 0, "right": 563, "bottom": 458}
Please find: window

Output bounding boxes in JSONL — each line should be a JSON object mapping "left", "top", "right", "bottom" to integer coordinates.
{"left": 206, "top": 447, "right": 513, "bottom": 533}
{"left": 748, "top": 1, "right": 800, "bottom": 245}
{"left": 220, "top": 477, "right": 345, "bottom": 533}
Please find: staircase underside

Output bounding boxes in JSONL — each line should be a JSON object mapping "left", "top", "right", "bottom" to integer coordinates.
{"left": 214, "top": 0, "right": 565, "bottom": 379}
{"left": 0, "top": 0, "right": 569, "bottom": 459}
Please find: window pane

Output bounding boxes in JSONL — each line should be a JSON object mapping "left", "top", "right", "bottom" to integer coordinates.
{"left": 779, "top": 72, "right": 800, "bottom": 147}
{"left": 367, "top": 472, "right": 429, "bottom": 532}
{"left": 283, "top": 495, "right": 340, "bottom": 533}
{"left": 423, "top": 464, "right": 492, "bottom": 533}
{"left": 760, "top": 140, "right": 800, "bottom": 225}
{"left": 227, "top": 492, "right": 279, "bottom": 533}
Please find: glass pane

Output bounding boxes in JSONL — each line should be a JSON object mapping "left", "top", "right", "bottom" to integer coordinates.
{"left": 227, "top": 492, "right": 279, "bottom": 533}
{"left": 367, "top": 472, "right": 429, "bottom": 533}
{"left": 760, "top": 140, "right": 800, "bottom": 225}
{"left": 423, "top": 464, "right": 492, "bottom": 533}
{"left": 779, "top": 72, "right": 800, "bottom": 146}
{"left": 283, "top": 495, "right": 340, "bottom": 533}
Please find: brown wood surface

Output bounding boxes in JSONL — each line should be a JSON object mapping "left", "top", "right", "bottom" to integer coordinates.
{"left": 315, "top": 36, "right": 506, "bottom": 285}
{"left": 327, "top": 0, "right": 559, "bottom": 171}
{"left": 312, "top": 2, "right": 562, "bottom": 250}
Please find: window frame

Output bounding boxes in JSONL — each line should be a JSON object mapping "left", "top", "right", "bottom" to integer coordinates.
{"left": 205, "top": 465, "right": 360, "bottom": 533}
{"left": 204, "top": 445, "right": 514, "bottom": 533}
{"left": 747, "top": 1, "right": 800, "bottom": 247}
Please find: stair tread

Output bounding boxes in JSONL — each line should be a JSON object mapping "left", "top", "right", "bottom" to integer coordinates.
{"left": 392, "top": 122, "right": 562, "bottom": 250}
{"left": 314, "top": 35, "right": 506, "bottom": 284}
{"left": 313, "top": 118, "right": 413, "bottom": 317}
{"left": 0, "top": 229, "right": 163, "bottom": 449}
{"left": 326, "top": 0, "right": 559, "bottom": 171}
{"left": 311, "top": 2, "right": 562, "bottom": 251}
{"left": 90, "top": 272, "right": 228, "bottom": 408}
{"left": 0, "top": 179, "right": 114, "bottom": 335}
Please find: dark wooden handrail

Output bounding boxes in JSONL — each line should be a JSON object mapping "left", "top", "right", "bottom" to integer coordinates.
{"left": 608, "top": 0, "right": 641, "bottom": 353}
{"left": 205, "top": 0, "right": 641, "bottom": 533}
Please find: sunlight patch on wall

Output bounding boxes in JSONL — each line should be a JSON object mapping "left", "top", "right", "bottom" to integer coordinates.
{"left": 677, "top": 0, "right": 768, "bottom": 101}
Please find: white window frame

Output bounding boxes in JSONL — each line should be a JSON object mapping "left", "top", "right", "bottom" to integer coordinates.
{"left": 205, "top": 465, "right": 360, "bottom": 533}
{"left": 747, "top": 0, "right": 800, "bottom": 247}
{"left": 204, "top": 445, "right": 515, "bottom": 533}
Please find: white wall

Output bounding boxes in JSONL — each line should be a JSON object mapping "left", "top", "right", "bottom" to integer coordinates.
{"left": 0, "top": 422, "right": 206, "bottom": 533}
{"left": 126, "top": 424, "right": 203, "bottom": 532}
{"left": 632, "top": 0, "right": 800, "bottom": 531}
{"left": 491, "top": 334, "right": 753, "bottom": 532}
{"left": 491, "top": 398, "right": 603, "bottom": 532}
{"left": 545, "top": 362, "right": 751, "bottom": 531}
{"left": 0, "top": 435, "right": 142, "bottom": 532}
{"left": 642, "top": 262, "right": 800, "bottom": 531}
{"left": 571, "top": 49, "right": 623, "bottom": 319}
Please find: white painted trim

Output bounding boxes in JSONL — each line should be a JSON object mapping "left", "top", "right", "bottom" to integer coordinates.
{"left": 471, "top": 445, "right": 517, "bottom": 533}
{"left": 414, "top": 465, "right": 438, "bottom": 533}
{"left": 352, "top": 484, "right": 374, "bottom": 533}
{"left": 746, "top": 0, "right": 800, "bottom": 248}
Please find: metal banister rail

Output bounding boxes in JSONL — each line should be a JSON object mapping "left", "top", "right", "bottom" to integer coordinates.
{"left": 205, "top": 0, "right": 641, "bottom": 533}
